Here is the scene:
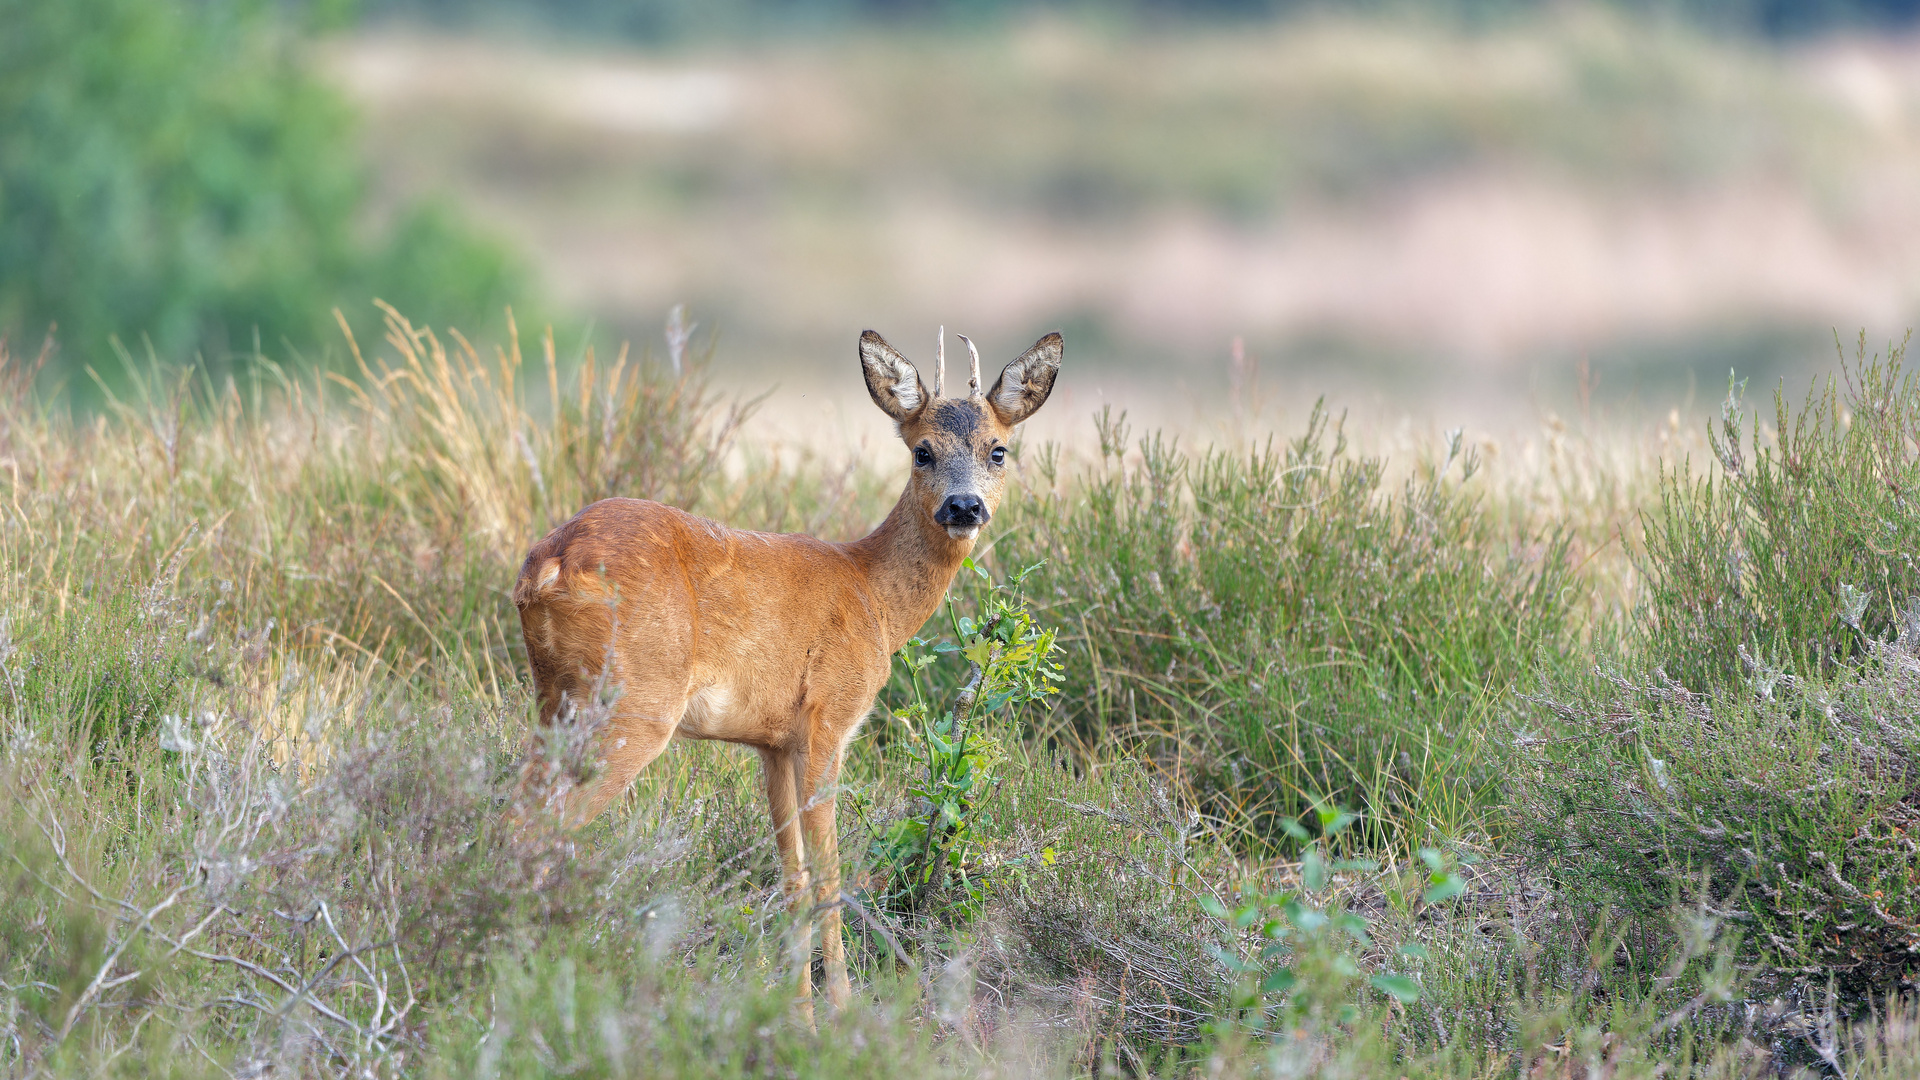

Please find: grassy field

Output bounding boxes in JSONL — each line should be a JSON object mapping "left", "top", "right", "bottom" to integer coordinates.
{"left": 3, "top": 309, "right": 1920, "bottom": 1078}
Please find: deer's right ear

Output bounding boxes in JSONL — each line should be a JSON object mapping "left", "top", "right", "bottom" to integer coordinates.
{"left": 859, "top": 331, "right": 929, "bottom": 424}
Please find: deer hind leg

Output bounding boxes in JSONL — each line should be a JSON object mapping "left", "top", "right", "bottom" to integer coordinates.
{"left": 799, "top": 741, "right": 851, "bottom": 1010}
{"left": 521, "top": 657, "right": 687, "bottom": 827}
{"left": 759, "top": 747, "right": 815, "bottom": 1022}
{"left": 567, "top": 706, "right": 681, "bottom": 827}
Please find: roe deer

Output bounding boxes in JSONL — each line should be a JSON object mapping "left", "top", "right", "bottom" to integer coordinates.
{"left": 512, "top": 328, "right": 1062, "bottom": 1013}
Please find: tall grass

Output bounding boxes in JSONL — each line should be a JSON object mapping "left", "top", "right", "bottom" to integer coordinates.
{"left": 1638, "top": 335, "right": 1920, "bottom": 691}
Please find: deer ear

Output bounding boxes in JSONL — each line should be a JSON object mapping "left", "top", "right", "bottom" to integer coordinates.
{"left": 859, "top": 331, "right": 929, "bottom": 424}
{"left": 986, "top": 332, "right": 1062, "bottom": 426}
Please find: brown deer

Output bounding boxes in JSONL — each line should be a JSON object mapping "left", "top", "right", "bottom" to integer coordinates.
{"left": 512, "top": 328, "right": 1062, "bottom": 1013}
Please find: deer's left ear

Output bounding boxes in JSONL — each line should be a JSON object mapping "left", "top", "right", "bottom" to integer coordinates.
{"left": 986, "top": 332, "right": 1062, "bottom": 427}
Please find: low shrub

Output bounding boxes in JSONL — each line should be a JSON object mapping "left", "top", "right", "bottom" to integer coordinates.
{"left": 1638, "top": 335, "right": 1920, "bottom": 692}
{"left": 1516, "top": 338, "right": 1920, "bottom": 994}
{"left": 1513, "top": 636, "right": 1920, "bottom": 992}
{"left": 998, "top": 405, "right": 1576, "bottom": 848}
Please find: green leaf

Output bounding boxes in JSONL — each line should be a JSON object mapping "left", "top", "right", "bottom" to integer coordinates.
{"left": 1370, "top": 974, "right": 1421, "bottom": 1003}
{"left": 1333, "top": 912, "right": 1371, "bottom": 946}
{"left": 1280, "top": 819, "right": 1310, "bottom": 841}
{"left": 1397, "top": 942, "right": 1430, "bottom": 959}
{"left": 1422, "top": 874, "right": 1466, "bottom": 905}
{"left": 1199, "top": 895, "right": 1228, "bottom": 919}
{"left": 1206, "top": 946, "right": 1249, "bottom": 973}
{"left": 1301, "top": 849, "right": 1327, "bottom": 892}
{"left": 1418, "top": 847, "right": 1445, "bottom": 872}
{"left": 1260, "top": 967, "right": 1296, "bottom": 994}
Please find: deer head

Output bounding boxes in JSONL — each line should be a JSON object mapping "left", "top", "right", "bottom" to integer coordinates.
{"left": 859, "top": 329, "right": 1063, "bottom": 540}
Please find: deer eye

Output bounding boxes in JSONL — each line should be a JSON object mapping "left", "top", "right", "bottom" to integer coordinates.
{"left": 913, "top": 446, "right": 933, "bottom": 468}
{"left": 990, "top": 446, "right": 1006, "bottom": 466}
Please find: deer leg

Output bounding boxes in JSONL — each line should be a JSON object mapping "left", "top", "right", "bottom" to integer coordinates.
{"left": 801, "top": 744, "right": 851, "bottom": 1010}
{"left": 567, "top": 712, "right": 678, "bottom": 826}
{"left": 760, "top": 747, "right": 814, "bottom": 1023}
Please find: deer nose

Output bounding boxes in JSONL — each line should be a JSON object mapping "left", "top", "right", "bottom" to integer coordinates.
{"left": 935, "top": 494, "right": 989, "bottom": 526}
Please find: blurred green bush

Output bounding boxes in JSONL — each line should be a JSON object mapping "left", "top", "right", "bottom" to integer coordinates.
{"left": 0, "top": 0, "right": 523, "bottom": 380}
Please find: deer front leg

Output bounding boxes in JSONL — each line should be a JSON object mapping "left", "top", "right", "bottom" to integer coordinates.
{"left": 759, "top": 748, "right": 814, "bottom": 1023}
{"left": 801, "top": 745, "right": 851, "bottom": 1010}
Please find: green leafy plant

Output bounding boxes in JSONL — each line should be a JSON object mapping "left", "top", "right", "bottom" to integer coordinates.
{"left": 1200, "top": 803, "right": 1462, "bottom": 1039}
{"left": 868, "top": 560, "right": 1063, "bottom": 918}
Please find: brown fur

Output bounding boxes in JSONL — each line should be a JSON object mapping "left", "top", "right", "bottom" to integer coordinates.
{"left": 512, "top": 329, "right": 1061, "bottom": 1014}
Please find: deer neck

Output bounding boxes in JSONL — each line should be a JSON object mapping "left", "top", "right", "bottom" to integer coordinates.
{"left": 845, "top": 483, "right": 975, "bottom": 653}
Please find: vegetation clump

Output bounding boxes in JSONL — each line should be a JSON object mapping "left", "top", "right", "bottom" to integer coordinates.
{"left": 1002, "top": 405, "right": 1575, "bottom": 848}
{"left": 1517, "top": 337, "right": 1920, "bottom": 994}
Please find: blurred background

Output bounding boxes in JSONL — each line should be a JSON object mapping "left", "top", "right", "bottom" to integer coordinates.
{"left": 7, "top": 0, "right": 1920, "bottom": 443}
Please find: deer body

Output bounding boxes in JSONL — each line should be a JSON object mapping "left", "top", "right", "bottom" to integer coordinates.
{"left": 513, "top": 329, "right": 1061, "bottom": 1014}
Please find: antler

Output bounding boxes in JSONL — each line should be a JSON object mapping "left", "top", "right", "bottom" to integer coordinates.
{"left": 935, "top": 326, "right": 945, "bottom": 398}
{"left": 956, "top": 334, "right": 982, "bottom": 398}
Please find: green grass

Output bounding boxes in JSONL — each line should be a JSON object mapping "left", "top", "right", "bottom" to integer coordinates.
{"left": 6, "top": 312, "right": 1920, "bottom": 1076}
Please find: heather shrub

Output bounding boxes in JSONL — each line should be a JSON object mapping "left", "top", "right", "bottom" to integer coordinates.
{"left": 1515, "top": 338, "right": 1920, "bottom": 993}
{"left": 1515, "top": 636, "right": 1920, "bottom": 992}
{"left": 998, "top": 405, "right": 1576, "bottom": 848}
{"left": 1639, "top": 336, "right": 1920, "bottom": 692}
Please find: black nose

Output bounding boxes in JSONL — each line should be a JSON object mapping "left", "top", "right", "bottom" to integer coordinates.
{"left": 935, "top": 494, "right": 989, "bottom": 526}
